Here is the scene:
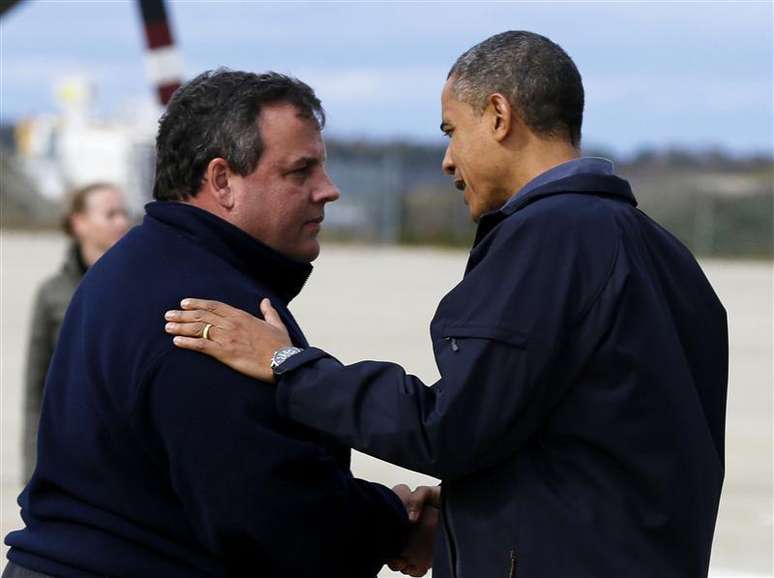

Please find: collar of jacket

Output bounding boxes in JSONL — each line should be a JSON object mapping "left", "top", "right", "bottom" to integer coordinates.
{"left": 62, "top": 242, "right": 88, "bottom": 278}
{"left": 472, "top": 173, "right": 637, "bottom": 248}
{"left": 144, "top": 201, "right": 312, "bottom": 304}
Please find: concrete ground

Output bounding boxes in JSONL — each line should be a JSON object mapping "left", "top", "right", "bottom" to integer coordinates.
{"left": 1, "top": 232, "right": 771, "bottom": 577}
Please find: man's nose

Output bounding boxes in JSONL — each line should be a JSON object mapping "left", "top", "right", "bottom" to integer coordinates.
{"left": 441, "top": 145, "right": 455, "bottom": 176}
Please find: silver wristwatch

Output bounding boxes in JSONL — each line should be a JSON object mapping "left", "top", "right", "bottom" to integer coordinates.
{"left": 270, "top": 346, "right": 304, "bottom": 371}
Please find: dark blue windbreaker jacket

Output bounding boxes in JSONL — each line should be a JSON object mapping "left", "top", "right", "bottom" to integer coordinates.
{"left": 275, "top": 173, "right": 729, "bottom": 578}
{"left": 5, "top": 202, "right": 408, "bottom": 577}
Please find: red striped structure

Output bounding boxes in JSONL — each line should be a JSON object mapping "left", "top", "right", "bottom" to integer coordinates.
{"left": 138, "top": 0, "right": 183, "bottom": 105}
{"left": 0, "top": 0, "right": 25, "bottom": 18}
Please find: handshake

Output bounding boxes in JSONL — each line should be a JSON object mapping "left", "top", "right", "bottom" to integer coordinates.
{"left": 389, "top": 484, "right": 441, "bottom": 577}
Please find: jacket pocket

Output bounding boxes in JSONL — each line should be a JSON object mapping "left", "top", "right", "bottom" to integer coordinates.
{"left": 442, "top": 323, "right": 528, "bottom": 349}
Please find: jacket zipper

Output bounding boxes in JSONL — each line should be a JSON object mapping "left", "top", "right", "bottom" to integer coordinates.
{"left": 441, "top": 488, "right": 460, "bottom": 578}
{"left": 508, "top": 549, "right": 517, "bottom": 578}
{"left": 445, "top": 337, "right": 459, "bottom": 352}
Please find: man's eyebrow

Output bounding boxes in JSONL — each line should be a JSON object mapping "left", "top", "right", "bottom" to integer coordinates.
{"left": 440, "top": 122, "right": 451, "bottom": 133}
{"left": 286, "top": 155, "right": 322, "bottom": 168}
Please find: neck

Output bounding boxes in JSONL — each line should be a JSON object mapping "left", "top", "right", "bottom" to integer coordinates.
{"left": 184, "top": 193, "right": 229, "bottom": 220}
{"left": 508, "top": 139, "right": 580, "bottom": 195}
{"left": 146, "top": 201, "right": 312, "bottom": 304}
{"left": 79, "top": 243, "right": 104, "bottom": 268}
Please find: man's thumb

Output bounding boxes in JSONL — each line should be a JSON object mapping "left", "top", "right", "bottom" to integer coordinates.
{"left": 260, "top": 298, "right": 284, "bottom": 329}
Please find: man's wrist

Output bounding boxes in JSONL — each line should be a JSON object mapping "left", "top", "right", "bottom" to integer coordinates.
{"left": 270, "top": 346, "right": 304, "bottom": 372}
{"left": 272, "top": 347, "right": 331, "bottom": 379}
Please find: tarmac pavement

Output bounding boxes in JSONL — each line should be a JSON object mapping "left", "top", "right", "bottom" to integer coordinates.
{"left": 1, "top": 232, "right": 771, "bottom": 577}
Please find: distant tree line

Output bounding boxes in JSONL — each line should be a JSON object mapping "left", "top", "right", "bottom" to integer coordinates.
{"left": 325, "top": 140, "right": 773, "bottom": 258}
{"left": 2, "top": 132, "right": 772, "bottom": 258}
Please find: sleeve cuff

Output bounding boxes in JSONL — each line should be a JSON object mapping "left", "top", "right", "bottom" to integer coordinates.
{"left": 373, "top": 483, "right": 411, "bottom": 558}
{"left": 275, "top": 347, "right": 331, "bottom": 417}
{"left": 273, "top": 346, "right": 329, "bottom": 376}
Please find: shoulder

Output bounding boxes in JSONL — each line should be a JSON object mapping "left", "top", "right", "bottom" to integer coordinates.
{"left": 140, "top": 346, "right": 320, "bottom": 444}
{"left": 462, "top": 193, "right": 626, "bottom": 320}
{"left": 34, "top": 269, "right": 78, "bottom": 308}
{"left": 483, "top": 193, "right": 624, "bottom": 274}
{"left": 146, "top": 346, "right": 269, "bottom": 396}
{"left": 510, "top": 192, "right": 622, "bottom": 240}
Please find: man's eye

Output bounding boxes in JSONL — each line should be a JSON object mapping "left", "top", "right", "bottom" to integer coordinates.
{"left": 291, "top": 166, "right": 311, "bottom": 177}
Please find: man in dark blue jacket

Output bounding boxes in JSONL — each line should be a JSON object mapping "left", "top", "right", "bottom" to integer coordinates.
{"left": 4, "top": 70, "right": 423, "bottom": 577}
{"left": 165, "top": 32, "right": 729, "bottom": 578}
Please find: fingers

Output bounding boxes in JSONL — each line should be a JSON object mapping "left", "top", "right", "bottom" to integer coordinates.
{"left": 403, "top": 485, "right": 440, "bottom": 522}
{"left": 395, "top": 490, "right": 437, "bottom": 577}
{"left": 411, "top": 485, "right": 442, "bottom": 510}
{"left": 392, "top": 484, "right": 442, "bottom": 522}
{"left": 391, "top": 483, "right": 412, "bottom": 508}
{"left": 180, "top": 298, "right": 239, "bottom": 317}
{"left": 171, "top": 335, "right": 223, "bottom": 357}
{"left": 392, "top": 483, "right": 411, "bottom": 495}
{"left": 164, "top": 308, "right": 227, "bottom": 327}
{"left": 388, "top": 558, "right": 428, "bottom": 577}
{"left": 164, "top": 321, "right": 215, "bottom": 339}
{"left": 169, "top": 298, "right": 287, "bottom": 337}
{"left": 260, "top": 298, "right": 286, "bottom": 331}
{"left": 387, "top": 558, "right": 408, "bottom": 572}
{"left": 163, "top": 295, "right": 292, "bottom": 383}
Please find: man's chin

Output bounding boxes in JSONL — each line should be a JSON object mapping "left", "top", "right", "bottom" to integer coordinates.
{"left": 305, "top": 245, "right": 321, "bottom": 262}
{"left": 291, "top": 240, "right": 321, "bottom": 263}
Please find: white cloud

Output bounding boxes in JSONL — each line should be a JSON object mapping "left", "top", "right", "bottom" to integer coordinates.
{"left": 2, "top": 56, "right": 116, "bottom": 87}
{"left": 586, "top": 73, "right": 772, "bottom": 114}
{"left": 291, "top": 66, "right": 447, "bottom": 106}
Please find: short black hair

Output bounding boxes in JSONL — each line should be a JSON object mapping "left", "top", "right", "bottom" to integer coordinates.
{"left": 153, "top": 69, "right": 325, "bottom": 201}
{"left": 448, "top": 31, "right": 584, "bottom": 147}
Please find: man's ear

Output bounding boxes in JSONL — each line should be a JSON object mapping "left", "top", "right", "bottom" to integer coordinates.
{"left": 486, "top": 93, "right": 513, "bottom": 143}
{"left": 203, "top": 157, "right": 235, "bottom": 210}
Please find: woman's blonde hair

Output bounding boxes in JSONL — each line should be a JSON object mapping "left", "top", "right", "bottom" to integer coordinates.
{"left": 61, "top": 182, "right": 119, "bottom": 237}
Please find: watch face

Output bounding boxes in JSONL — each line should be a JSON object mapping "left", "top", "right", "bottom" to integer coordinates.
{"left": 272, "top": 347, "right": 302, "bottom": 369}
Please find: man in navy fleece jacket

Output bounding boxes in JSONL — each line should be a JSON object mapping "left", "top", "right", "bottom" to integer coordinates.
{"left": 4, "top": 70, "right": 419, "bottom": 578}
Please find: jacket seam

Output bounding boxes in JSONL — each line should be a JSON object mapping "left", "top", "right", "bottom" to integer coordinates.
{"left": 571, "top": 221, "right": 623, "bottom": 327}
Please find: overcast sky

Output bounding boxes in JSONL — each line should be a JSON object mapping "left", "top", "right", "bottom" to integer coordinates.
{"left": 2, "top": 1, "right": 772, "bottom": 155}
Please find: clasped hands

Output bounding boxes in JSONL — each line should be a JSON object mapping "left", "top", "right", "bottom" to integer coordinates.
{"left": 164, "top": 299, "right": 441, "bottom": 575}
{"left": 389, "top": 484, "right": 440, "bottom": 576}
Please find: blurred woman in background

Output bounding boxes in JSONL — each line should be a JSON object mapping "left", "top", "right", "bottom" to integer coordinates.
{"left": 22, "top": 182, "right": 130, "bottom": 481}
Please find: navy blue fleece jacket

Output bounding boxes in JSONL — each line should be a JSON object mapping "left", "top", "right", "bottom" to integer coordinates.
{"left": 6, "top": 202, "right": 408, "bottom": 577}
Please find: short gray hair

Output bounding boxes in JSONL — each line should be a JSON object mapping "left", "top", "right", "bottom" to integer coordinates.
{"left": 448, "top": 31, "right": 584, "bottom": 147}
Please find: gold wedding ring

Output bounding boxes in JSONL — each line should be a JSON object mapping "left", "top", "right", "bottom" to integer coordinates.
{"left": 202, "top": 323, "right": 214, "bottom": 341}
